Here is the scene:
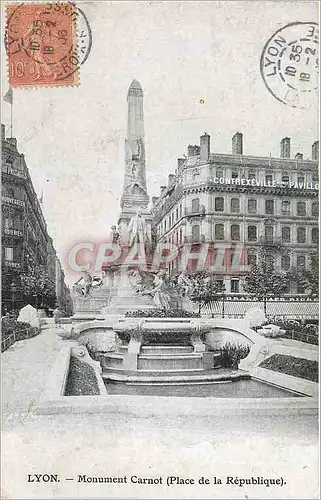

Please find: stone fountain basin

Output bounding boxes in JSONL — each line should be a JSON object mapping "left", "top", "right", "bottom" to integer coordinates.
{"left": 113, "top": 318, "right": 213, "bottom": 351}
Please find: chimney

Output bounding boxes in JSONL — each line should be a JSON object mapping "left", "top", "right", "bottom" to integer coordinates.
{"left": 295, "top": 152, "right": 303, "bottom": 160}
{"left": 187, "top": 145, "right": 201, "bottom": 157}
{"left": 1, "top": 124, "right": 5, "bottom": 140}
{"left": 232, "top": 132, "right": 243, "bottom": 155}
{"left": 312, "top": 141, "right": 319, "bottom": 160}
{"left": 168, "top": 174, "right": 175, "bottom": 187}
{"left": 280, "top": 137, "right": 291, "bottom": 158}
{"left": 152, "top": 196, "right": 159, "bottom": 205}
{"left": 160, "top": 185, "right": 167, "bottom": 196}
{"left": 200, "top": 133, "right": 210, "bottom": 161}
{"left": 177, "top": 158, "right": 185, "bottom": 169}
{"left": 7, "top": 137, "right": 17, "bottom": 148}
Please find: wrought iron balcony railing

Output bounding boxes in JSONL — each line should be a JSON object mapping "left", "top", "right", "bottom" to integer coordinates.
{"left": 184, "top": 205, "right": 206, "bottom": 216}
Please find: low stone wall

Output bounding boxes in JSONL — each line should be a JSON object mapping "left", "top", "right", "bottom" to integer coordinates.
{"left": 37, "top": 344, "right": 107, "bottom": 411}
{"left": 239, "top": 338, "right": 319, "bottom": 397}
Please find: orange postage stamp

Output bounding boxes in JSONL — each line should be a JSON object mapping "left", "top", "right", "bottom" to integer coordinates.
{"left": 5, "top": 2, "right": 92, "bottom": 87}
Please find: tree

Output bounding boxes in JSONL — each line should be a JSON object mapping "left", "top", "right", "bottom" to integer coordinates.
{"left": 20, "top": 265, "right": 56, "bottom": 310}
{"left": 243, "top": 263, "right": 290, "bottom": 313}
{"left": 287, "top": 251, "right": 319, "bottom": 298}
{"left": 185, "top": 270, "right": 224, "bottom": 314}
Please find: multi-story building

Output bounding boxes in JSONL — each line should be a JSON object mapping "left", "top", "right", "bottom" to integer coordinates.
{"left": 1, "top": 124, "right": 72, "bottom": 314}
{"left": 151, "top": 132, "right": 319, "bottom": 295}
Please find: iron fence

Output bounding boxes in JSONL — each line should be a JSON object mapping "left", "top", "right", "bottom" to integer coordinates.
{"left": 1, "top": 326, "right": 39, "bottom": 352}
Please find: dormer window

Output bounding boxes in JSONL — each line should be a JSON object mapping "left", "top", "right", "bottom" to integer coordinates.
{"left": 193, "top": 168, "right": 200, "bottom": 180}
{"left": 265, "top": 171, "right": 273, "bottom": 183}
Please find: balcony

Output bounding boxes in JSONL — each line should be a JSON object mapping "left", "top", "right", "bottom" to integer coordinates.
{"left": 259, "top": 236, "right": 282, "bottom": 245}
{"left": 185, "top": 205, "right": 206, "bottom": 217}
{"left": 1, "top": 196, "right": 25, "bottom": 207}
{"left": 3, "top": 228, "right": 23, "bottom": 237}
{"left": 184, "top": 234, "right": 206, "bottom": 244}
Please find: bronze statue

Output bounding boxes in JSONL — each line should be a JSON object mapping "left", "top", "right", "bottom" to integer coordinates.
{"left": 128, "top": 209, "right": 148, "bottom": 247}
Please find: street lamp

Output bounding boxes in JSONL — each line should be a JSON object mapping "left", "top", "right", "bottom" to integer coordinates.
{"left": 10, "top": 280, "right": 17, "bottom": 316}
{"left": 221, "top": 284, "right": 226, "bottom": 318}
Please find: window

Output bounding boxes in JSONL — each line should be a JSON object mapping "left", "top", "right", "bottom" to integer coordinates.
{"left": 266, "top": 254, "right": 274, "bottom": 268}
{"left": 231, "top": 279, "right": 239, "bottom": 293}
{"left": 4, "top": 218, "right": 13, "bottom": 229}
{"left": 312, "top": 202, "right": 318, "bottom": 216}
{"left": 297, "top": 255, "right": 306, "bottom": 268}
{"left": 179, "top": 204, "right": 182, "bottom": 218}
{"left": 216, "top": 168, "right": 224, "bottom": 178}
{"left": 176, "top": 207, "right": 179, "bottom": 220}
{"left": 191, "top": 198, "right": 200, "bottom": 213}
{"left": 297, "top": 201, "right": 306, "bottom": 216}
{"left": 265, "top": 173, "right": 273, "bottom": 183}
{"left": 192, "top": 224, "right": 200, "bottom": 242}
{"left": 179, "top": 227, "right": 183, "bottom": 243}
{"left": 5, "top": 187, "right": 15, "bottom": 198}
{"left": 297, "top": 227, "right": 306, "bottom": 243}
{"left": 265, "top": 226, "right": 274, "bottom": 241}
{"left": 248, "top": 199, "right": 257, "bottom": 214}
{"left": 247, "top": 226, "right": 257, "bottom": 241}
{"left": 230, "top": 198, "right": 240, "bottom": 213}
{"left": 281, "top": 255, "right": 291, "bottom": 270}
{"left": 281, "top": 200, "right": 291, "bottom": 214}
{"left": 265, "top": 199, "right": 274, "bottom": 214}
{"left": 247, "top": 252, "right": 257, "bottom": 266}
{"left": 297, "top": 173, "right": 305, "bottom": 184}
{"left": 248, "top": 170, "right": 256, "bottom": 180}
{"left": 215, "top": 197, "right": 224, "bottom": 212}
{"left": 297, "top": 283, "right": 306, "bottom": 294}
{"left": 215, "top": 224, "right": 224, "bottom": 240}
{"left": 231, "top": 224, "right": 240, "bottom": 241}
{"left": 164, "top": 220, "right": 167, "bottom": 231}
{"left": 5, "top": 247, "right": 13, "bottom": 261}
{"left": 312, "top": 227, "right": 319, "bottom": 244}
{"left": 231, "top": 170, "right": 239, "bottom": 179}
{"left": 282, "top": 173, "right": 290, "bottom": 183}
{"left": 281, "top": 227, "right": 291, "bottom": 242}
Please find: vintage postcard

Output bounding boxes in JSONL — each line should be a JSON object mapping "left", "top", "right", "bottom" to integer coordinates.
{"left": 1, "top": 1, "right": 319, "bottom": 499}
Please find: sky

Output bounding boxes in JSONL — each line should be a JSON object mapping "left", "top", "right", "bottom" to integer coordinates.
{"left": 1, "top": 1, "right": 319, "bottom": 284}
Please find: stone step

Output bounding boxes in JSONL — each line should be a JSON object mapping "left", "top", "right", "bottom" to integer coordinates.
{"left": 103, "top": 370, "right": 249, "bottom": 384}
{"left": 138, "top": 355, "right": 204, "bottom": 371}
{"left": 138, "top": 354, "right": 202, "bottom": 359}
{"left": 103, "top": 366, "right": 222, "bottom": 378}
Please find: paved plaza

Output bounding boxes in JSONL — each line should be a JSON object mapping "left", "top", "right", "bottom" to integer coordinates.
{"left": 1, "top": 327, "right": 319, "bottom": 499}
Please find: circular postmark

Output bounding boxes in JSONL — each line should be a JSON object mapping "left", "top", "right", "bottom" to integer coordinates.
{"left": 5, "top": 2, "right": 92, "bottom": 86}
{"left": 260, "top": 22, "right": 319, "bottom": 108}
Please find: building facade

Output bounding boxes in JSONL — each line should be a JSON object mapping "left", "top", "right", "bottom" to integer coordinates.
{"left": 1, "top": 124, "right": 72, "bottom": 314}
{"left": 151, "top": 132, "right": 319, "bottom": 295}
